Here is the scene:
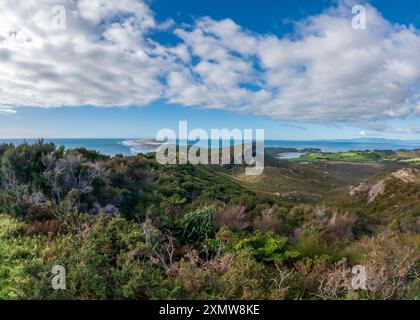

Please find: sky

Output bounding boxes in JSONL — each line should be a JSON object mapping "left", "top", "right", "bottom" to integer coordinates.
{"left": 0, "top": 0, "right": 419, "bottom": 139}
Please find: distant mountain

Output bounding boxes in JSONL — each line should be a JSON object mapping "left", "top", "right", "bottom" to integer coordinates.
{"left": 347, "top": 138, "right": 420, "bottom": 144}
{"left": 321, "top": 137, "right": 420, "bottom": 144}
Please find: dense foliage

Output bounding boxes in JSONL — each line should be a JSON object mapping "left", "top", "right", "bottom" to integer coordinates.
{"left": 0, "top": 141, "right": 418, "bottom": 300}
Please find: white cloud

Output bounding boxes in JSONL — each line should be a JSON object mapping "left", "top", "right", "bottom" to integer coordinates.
{"left": 0, "top": 0, "right": 419, "bottom": 129}
{"left": 255, "top": 4, "right": 420, "bottom": 125}
{"left": 165, "top": 17, "right": 273, "bottom": 111}
{"left": 167, "top": 3, "right": 420, "bottom": 127}
{"left": 0, "top": 0, "right": 174, "bottom": 107}
{"left": 0, "top": 106, "right": 17, "bottom": 114}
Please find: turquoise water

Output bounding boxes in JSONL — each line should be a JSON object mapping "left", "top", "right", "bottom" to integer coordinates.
{"left": 0, "top": 138, "right": 419, "bottom": 156}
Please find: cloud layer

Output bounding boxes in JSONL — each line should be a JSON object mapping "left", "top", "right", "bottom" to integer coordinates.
{"left": 0, "top": 106, "right": 16, "bottom": 115}
{"left": 1, "top": 0, "right": 419, "bottom": 127}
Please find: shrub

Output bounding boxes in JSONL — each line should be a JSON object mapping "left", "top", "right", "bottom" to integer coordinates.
{"left": 214, "top": 205, "right": 250, "bottom": 231}
{"left": 270, "top": 264, "right": 293, "bottom": 300}
{"left": 234, "top": 232, "right": 299, "bottom": 264}
{"left": 0, "top": 140, "right": 55, "bottom": 187}
{"left": 22, "top": 214, "right": 174, "bottom": 299}
{"left": 220, "top": 250, "right": 269, "bottom": 299}
{"left": 292, "top": 256, "right": 329, "bottom": 298}
{"left": 0, "top": 185, "right": 31, "bottom": 217}
{"left": 294, "top": 207, "right": 358, "bottom": 244}
{"left": 26, "top": 220, "right": 61, "bottom": 236}
{"left": 406, "top": 278, "right": 420, "bottom": 300}
{"left": 327, "top": 211, "right": 358, "bottom": 242}
{"left": 363, "top": 231, "right": 418, "bottom": 300}
{"left": 180, "top": 206, "right": 216, "bottom": 242}
{"left": 0, "top": 215, "right": 40, "bottom": 299}
{"left": 253, "top": 207, "right": 283, "bottom": 233}
{"left": 287, "top": 204, "right": 313, "bottom": 230}
{"left": 294, "top": 231, "right": 341, "bottom": 261}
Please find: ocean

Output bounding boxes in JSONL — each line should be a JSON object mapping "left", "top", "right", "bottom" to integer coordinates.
{"left": 0, "top": 138, "right": 419, "bottom": 157}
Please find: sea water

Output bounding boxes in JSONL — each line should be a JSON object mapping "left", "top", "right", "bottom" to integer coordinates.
{"left": 0, "top": 138, "right": 419, "bottom": 157}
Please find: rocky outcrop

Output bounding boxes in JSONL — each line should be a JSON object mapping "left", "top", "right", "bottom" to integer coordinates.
{"left": 391, "top": 168, "right": 420, "bottom": 183}
{"left": 367, "top": 180, "right": 386, "bottom": 203}
{"left": 349, "top": 167, "right": 419, "bottom": 203}
{"left": 349, "top": 182, "right": 369, "bottom": 197}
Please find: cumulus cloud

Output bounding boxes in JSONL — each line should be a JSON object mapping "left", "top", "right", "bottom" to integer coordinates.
{"left": 0, "top": 0, "right": 419, "bottom": 128}
{"left": 0, "top": 0, "right": 175, "bottom": 107}
{"left": 167, "top": 3, "right": 420, "bottom": 127}
{"left": 254, "top": 4, "right": 420, "bottom": 125}
{"left": 165, "top": 18, "right": 273, "bottom": 112}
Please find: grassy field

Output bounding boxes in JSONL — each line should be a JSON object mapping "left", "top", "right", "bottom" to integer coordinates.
{"left": 400, "top": 158, "right": 420, "bottom": 164}
{"left": 296, "top": 151, "right": 389, "bottom": 162}
{"left": 294, "top": 149, "right": 420, "bottom": 163}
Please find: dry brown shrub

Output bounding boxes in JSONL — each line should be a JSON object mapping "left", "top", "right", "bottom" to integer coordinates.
{"left": 316, "top": 231, "right": 419, "bottom": 300}
{"left": 168, "top": 249, "right": 234, "bottom": 295}
{"left": 28, "top": 204, "right": 53, "bottom": 220}
{"left": 363, "top": 232, "right": 419, "bottom": 299}
{"left": 173, "top": 259, "right": 209, "bottom": 293}
{"left": 270, "top": 263, "right": 292, "bottom": 300}
{"left": 327, "top": 211, "right": 358, "bottom": 242}
{"left": 214, "top": 205, "right": 250, "bottom": 231}
{"left": 253, "top": 208, "right": 282, "bottom": 233}
{"left": 293, "top": 257, "right": 329, "bottom": 297}
{"left": 294, "top": 208, "right": 357, "bottom": 242}
{"left": 26, "top": 219, "right": 61, "bottom": 236}
{"left": 219, "top": 250, "right": 269, "bottom": 299}
{"left": 316, "top": 260, "right": 352, "bottom": 300}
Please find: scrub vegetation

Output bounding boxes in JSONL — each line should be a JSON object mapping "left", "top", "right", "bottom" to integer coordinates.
{"left": 0, "top": 141, "right": 418, "bottom": 300}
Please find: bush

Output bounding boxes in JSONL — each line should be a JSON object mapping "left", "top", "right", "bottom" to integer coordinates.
{"left": 180, "top": 206, "right": 216, "bottom": 242}
{"left": 26, "top": 220, "right": 61, "bottom": 236}
{"left": 294, "top": 231, "right": 342, "bottom": 262}
{"left": 214, "top": 205, "right": 250, "bottom": 231}
{"left": 219, "top": 250, "right": 269, "bottom": 299}
{"left": 327, "top": 211, "right": 358, "bottom": 242}
{"left": 0, "top": 185, "right": 31, "bottom": 218}
{"left": 253, "top": 207, "right": 283, "bottom": 233}
{"left": 0, "top": 215, "right": 40, "bottom": 299}
{"left": 362, "top": 231, "right": 418, "bottom": 300}
{"left": 406, "top": 278, "right": 420, "bottom": 300}
{"left": 22, "top": 214, "right": 173, "bottom": 299}
{"left": 234, "top": 232, "right": 299, "bottom": 264}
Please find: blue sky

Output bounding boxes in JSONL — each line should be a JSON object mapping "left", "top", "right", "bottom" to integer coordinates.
{"left": 0, "top": 0, "right": 419, "bottom": 139}
{"left": 151, "top": 0, "right": 420, "bottom": 36}
{"left": 1, "top": 105, "right": 419, "bottom": 140}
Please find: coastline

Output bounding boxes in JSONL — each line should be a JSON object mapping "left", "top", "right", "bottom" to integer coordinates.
{"left": 0, "top": 138, "right": 419, "bottom": 157}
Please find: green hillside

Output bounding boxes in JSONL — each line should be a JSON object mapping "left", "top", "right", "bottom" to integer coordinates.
{"left": 0, "top": 142, "right": 418, "bottom": 300}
